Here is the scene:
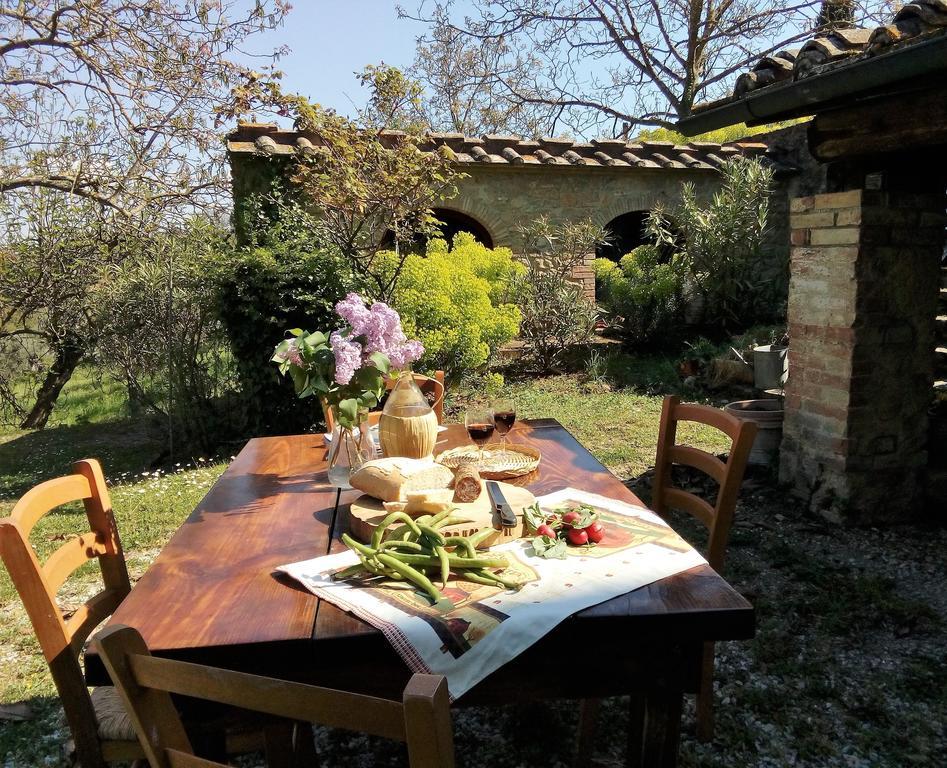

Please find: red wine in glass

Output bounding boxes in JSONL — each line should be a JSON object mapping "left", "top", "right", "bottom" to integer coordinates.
{"left": 465, "top": 407, "right": 495, "bottom": 466}
{"left": 494, "top": 411, "right": 516, "bottom": 435}
{"left": 467, "top": 422, "right": 495, "bottom": 447}
{"left": 493, "top": 399, "right": 516, "bottom": 448}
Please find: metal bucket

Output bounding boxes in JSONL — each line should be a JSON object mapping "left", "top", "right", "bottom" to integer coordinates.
{"left": 724, "top": 399, "right": 785, "bottom": 465}
{"left": 753, "top": 345, "right": 788, "bottom": 390}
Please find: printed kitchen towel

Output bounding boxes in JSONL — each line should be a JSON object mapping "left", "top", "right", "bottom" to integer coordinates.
{"left": 277, "top": 488, "right": 706, "bottom": 699}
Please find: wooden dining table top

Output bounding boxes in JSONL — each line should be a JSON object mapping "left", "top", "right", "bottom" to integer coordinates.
{"left": 85, "top": 418, "right": 754, "bottom": 701}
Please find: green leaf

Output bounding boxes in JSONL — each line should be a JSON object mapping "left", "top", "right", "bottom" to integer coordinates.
{"left": 305, "top": 331, "right": 328, "bottom": 347}
{"left": 368, "top": 351, "right": 391, "bottom": 374}
{"left": 288, "top": 366, "right": 308, "bottom": 394}
{"left": 530, "top": 535, "right": 567, "bottom": 560}
{"left": 336, "top": 398, "right": 359, "bottom": 428}
{"left": 288, "top": 328, "right": 304, "bottom": 337}
{"left": 523, "top": 502, "right": 549, "bottom": 534}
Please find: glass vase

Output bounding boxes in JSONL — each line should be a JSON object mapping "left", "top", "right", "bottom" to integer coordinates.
{"left": 327, "top": 409, "right": 375, "bottom": 489}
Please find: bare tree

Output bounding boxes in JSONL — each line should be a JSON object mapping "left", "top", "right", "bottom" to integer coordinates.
{"left": 402, "top": 4, "right": 561, "bottom": 136}
{"left": 0, "top": 0, "right": 290, "bottom": 218}
{"left": 403, "top": 1, "right": 892, "bottom": 136}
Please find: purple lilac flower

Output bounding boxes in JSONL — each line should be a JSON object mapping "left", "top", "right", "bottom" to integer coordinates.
{"left": 334, "top": 293, "right": 372, "bottom": 333}
{"left": 281, "top": 339, "right": 304, "bottom": 368}
{"left": 330, "top": 331, "right": 362, "bottom": 385}
{"left": 387, "top": 339, "right": 424, "bottom": 369}
{"left": 332, "top": 293, "right": 424, "bottom": 373}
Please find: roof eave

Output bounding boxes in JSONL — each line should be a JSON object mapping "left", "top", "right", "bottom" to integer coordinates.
{"left": 677, "top": 32, "right": 947, "bottom": 136}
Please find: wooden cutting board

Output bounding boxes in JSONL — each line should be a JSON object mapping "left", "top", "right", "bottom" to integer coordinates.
{"left": 348, "top": 480, "right": 536, "bottom": 546}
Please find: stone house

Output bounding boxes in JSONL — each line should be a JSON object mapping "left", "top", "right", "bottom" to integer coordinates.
{"left": 679, "top": 0, "right": 947, "bottom": 522}
{"left": 227, "top": 124, "right": 819, "bottom": 301}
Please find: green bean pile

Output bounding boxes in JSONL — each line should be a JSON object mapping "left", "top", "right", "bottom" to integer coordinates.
{"left": 338, "top": 507, "right": 523, "bottom": 609}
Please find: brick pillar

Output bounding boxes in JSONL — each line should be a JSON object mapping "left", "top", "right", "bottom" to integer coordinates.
{"left": 572, "top": 252, "right": 596, "bottom": 301}
{"left": 780, "top": 189, "right": 946, "bottom": 523}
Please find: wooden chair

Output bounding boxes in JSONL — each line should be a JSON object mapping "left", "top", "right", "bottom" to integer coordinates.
{"left": 94, "top": 623, "right": 457, "bottom": 768}
{"left": 575, "top": 396, "right": 757, "bottom": 763}
{"left": 322, "top": 370, "right": 446, "bottom": 431}
{"left": 0, "top": 459, "right": 142, "bottom": 768}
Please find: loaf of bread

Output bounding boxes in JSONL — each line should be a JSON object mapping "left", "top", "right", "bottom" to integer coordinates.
{"left": 350, "top": 458, "right": 454, "bottom": 502}
{"left": 452, "top": 463, "right": 482, "bottom": 503}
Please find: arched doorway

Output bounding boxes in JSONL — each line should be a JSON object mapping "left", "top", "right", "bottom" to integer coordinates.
{"left": 382, "top": 209, "right": 494, "bottom": 253}
{"left": 597, "top": 211, "right": 649, "bottom": 261}
{"left": 430, "top": 209, "right": 494, "bottom": 248}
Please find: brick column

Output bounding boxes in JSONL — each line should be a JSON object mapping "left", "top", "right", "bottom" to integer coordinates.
{"left": 780, "top": 189, "right": 946, "bottom": 523}
{"left": 572, "top": 252, "right": 596, "bottom": 301}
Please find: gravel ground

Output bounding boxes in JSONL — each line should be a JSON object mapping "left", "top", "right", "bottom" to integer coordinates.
{"left": 245, "top": 470, "right": 946, "bottom": 768}
{"left": 7, "top": 471, "right": 945, "bottom": 768}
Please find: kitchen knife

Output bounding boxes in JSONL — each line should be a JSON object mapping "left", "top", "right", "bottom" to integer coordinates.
{"left": 486, "top": 481, "right": 518, "bottom": 529}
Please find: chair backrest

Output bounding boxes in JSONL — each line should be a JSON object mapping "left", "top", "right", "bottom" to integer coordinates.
{"left": 323, "top": 370, "right": 446, "bottom": 431}
{"left": 94, "top": 624, "right": 456, "bottom": 768}
{"left": 0, "top": 459, "right": 132, "bottom": 768}
{"left": 651, "top": 396, "right": 757, "bottom": 573}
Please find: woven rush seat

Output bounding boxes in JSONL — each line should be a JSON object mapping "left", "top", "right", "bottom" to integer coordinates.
{"left": 89, "top": 686, "right": 136, "bottom": 742}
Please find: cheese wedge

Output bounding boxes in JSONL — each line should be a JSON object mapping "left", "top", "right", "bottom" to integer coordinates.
{"left": 402, "top": 489, "right": 453, "bottom": 515}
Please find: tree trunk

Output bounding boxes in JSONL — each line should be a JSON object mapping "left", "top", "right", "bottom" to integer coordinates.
{"left": 20, "top": 341, "right": 84, "bottom": 429}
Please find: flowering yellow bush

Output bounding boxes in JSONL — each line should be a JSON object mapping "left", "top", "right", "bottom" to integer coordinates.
{"left": 380, "top": 232, "right": 523, "bottom": 378}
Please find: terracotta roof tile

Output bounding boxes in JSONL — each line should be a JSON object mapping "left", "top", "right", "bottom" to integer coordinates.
{"left": 227, "top": 123, "right": 790, "bottom": 172}
{"left": 700, "top": 1, "right": 947, "bottom": 108}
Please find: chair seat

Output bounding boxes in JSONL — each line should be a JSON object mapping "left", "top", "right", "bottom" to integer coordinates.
{"left": 90, "top": 686, "right": 137, "bottom": 741}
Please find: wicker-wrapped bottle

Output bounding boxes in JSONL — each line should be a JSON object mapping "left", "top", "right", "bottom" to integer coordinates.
{"left": 378, "top": 372, "right": 439, "bottom": 458}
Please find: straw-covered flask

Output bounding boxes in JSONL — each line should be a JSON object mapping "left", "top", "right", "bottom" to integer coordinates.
{"left": 378, "top": 372, "right": 439, "bottom": 458}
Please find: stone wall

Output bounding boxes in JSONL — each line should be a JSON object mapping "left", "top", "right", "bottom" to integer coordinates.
{"left": 227, "top": 124, "right": 819, "bottom": 305}
{"left": 780, "top": 189, "right": 946, "bottom": 522}
{"left": 434, "top": 164, "right": 722, "bottom": 300}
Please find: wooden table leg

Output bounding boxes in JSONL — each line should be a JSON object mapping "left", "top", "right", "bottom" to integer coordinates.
{"left": 626, "top": 653, "right": 684, "bottom": 768}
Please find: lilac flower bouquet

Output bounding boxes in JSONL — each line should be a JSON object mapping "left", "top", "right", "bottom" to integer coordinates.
{"left": 272, "top": 293, "right": 424, "bottom": 430}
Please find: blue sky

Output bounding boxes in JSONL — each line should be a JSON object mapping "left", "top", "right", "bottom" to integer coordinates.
{"left": 243, "top": 2, "right": 450, "bottom": 118}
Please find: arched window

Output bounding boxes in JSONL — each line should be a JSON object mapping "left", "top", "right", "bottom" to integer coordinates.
{"left": 596, "top": 211, "right": 649, "bottom": 261}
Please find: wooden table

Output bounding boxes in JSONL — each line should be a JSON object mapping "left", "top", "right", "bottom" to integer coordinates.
{"left": 85, "top": 419, "right": 754, "bottom": 767}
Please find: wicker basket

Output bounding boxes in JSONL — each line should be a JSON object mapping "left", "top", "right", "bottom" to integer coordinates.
{"left": 436, "top": 443, "right": 540, "bottom": 480}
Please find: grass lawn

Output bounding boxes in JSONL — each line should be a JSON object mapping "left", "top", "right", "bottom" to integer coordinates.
{"left": 1, "top": 362, "right": 943, "bottom": 767}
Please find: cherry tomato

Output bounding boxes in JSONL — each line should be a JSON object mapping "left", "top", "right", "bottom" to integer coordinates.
{"left": 562, "top": 510, "right": 581, "bottom": 526}
{"left": 584, "top": 521, "right": 605, "bottom": 544}
{"left": 536, "top": 523, "right": 557, "bottom": 538}
{"left": 566, "top": 528, "right": 589, "bottom": 546}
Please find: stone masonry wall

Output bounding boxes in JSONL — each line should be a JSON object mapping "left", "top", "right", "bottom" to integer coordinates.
{"left": 443, "top": 165, "right": 723, "bottom": 301}
{"left": 780, "top": 189, "right": 946, "bottom": 522}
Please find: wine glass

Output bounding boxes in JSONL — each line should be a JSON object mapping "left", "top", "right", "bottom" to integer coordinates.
{"left": 492, "top": 398, "right": 516, "bottom": 451}
{"left": 465, "top": 406, "right": 495, "bottom": 466}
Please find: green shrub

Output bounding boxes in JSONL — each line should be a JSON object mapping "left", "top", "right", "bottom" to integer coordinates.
{"left": 514, "top": 217, "right": 601, "bottom": 372}
{"left": 381, "top": 232, "right": 523, "bottom": 379}
{"left": 98, "top": 220, "right": 239, "bottom": 454}
{"left": 593, "top": 244, "right": 684, "bottom": 349}
{"left": 647, "top": 157, "right": 776, "bottom": 332}
{"left": 215, "top": 222, "right": 357, "bottom": 435}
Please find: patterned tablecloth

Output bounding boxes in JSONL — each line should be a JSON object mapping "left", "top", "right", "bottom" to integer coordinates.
{"left": 278, "top": 488, "right": 706, "bottom": 699}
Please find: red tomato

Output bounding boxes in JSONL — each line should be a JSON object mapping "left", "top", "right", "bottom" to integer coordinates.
{"left": 561, "top": 510, "right": 582, "bottom": 525}
{"left": 566, "top": 528, "right": 589, "bottom": 546}
{"left": 584, "top": 522, "right": 605, "bottom": 543}
{"left": 536, "top": 523, "right": 557, "bottom": 538}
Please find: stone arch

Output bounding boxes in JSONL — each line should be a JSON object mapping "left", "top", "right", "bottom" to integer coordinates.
{"left": 430, "top": 207, "right": 494, "bottom": 248}
{"left": 596, "top": 210, "right": 651, "bottom": 261}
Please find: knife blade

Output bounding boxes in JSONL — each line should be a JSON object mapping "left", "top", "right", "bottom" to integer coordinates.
{"left": 486, "top": 481, "right": 518, "bottom": 529}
